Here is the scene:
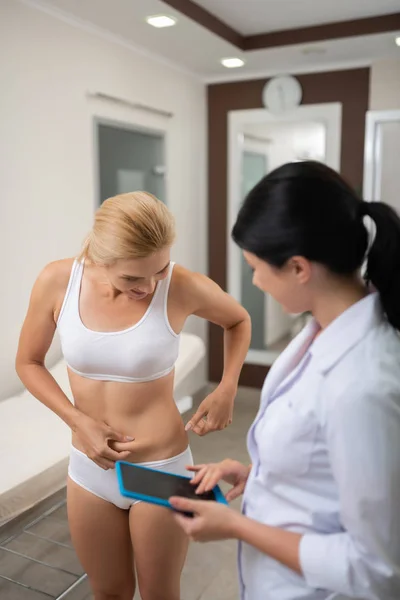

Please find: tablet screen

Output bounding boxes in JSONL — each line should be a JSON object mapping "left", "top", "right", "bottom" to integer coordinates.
{"left": 119, "top": 463, "right": 216, "bottom": 502}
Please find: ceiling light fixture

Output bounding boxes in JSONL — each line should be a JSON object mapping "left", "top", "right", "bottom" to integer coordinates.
{"left": 146, "top": 15, "right": 177, "bottom": 28}
{"left": 221, "top": 57, "right": 245, "bottom": 68}
{"left": 395, "top": 36, "right": 400, "bottom": 47}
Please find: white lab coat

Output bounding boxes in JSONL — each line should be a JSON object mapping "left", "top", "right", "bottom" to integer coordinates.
{"left": 239, "top": 293, "right": 400, "bottom": 600}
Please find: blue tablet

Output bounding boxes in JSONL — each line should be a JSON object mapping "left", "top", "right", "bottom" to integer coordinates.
{"left": 116, "top": 460, "right": 227, "bottom": 512}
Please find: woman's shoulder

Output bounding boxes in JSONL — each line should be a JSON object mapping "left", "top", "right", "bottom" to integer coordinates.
{"left": 359, "top": 319, "right": 400, "bottom": 375}
{"left": 324, "top": 322, "right": 400, "bottom": 415}
{"left": 38, "top": 258, "right": 75, "bottom": 284}
{"left": 170, "top": 264, "right": 211, "bottom": 292}
{"left": 25, "top": 259, "right": 77, "bottom": 317}
{"left": 169, "top": 264, "right": 225, "bottom": 312}
{"left": 34, "top": 258, "right": 76, "bottom": 298}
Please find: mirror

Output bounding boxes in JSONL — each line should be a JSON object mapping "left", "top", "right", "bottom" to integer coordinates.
{"left": 228, "top": 104, "right": 342, "bottom": 365}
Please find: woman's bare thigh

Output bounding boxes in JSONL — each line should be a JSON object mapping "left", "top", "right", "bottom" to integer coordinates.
{"left": 129, "top": 502, "right": 189, "bottom": 600}
{"left": 67, "top": 477, "right": 135, "bottom": 600}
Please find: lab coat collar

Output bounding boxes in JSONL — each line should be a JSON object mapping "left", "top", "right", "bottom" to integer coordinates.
{"left": 260, "top": 317, "right": 319, "bottom": 404}
{"left": 260, "top": 293, "right": 383, "bottom": 405}
{"left": 310, "top": 293, "right": 383, "bottom": 374}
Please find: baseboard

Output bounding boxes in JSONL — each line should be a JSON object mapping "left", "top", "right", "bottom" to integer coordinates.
{"left": 0, "top": 458, "right": 68, "bottom": 528}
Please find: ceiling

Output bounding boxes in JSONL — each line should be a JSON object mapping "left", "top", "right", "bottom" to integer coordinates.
{"left": 27, "top": 0, "right": 400, "bottom": 81}
{"left": 193, "top": 0, "right": 400, "bottom": 35}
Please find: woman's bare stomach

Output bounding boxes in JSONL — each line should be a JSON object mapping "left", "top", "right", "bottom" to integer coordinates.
{"left": 69, "top": 370, "right": 189, "bottom": 463}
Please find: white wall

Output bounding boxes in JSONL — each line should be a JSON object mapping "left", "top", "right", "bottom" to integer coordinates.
{"left": 0, "top": 0, "right": 207, "bottom": 400}
{"left": 369, "top": 59, "right": 400, "bottom": 110}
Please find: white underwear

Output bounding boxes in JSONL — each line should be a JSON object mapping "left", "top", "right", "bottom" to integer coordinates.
{"left": 68, "top": 445, "right": 194, "bottom": 510}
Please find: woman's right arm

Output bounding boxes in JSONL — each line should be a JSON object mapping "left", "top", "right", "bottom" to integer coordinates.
{"left": 16, "top": 262, "right": 82, "bottom": 427}
{"left": 16, "top": 262, "right": 132, "bottom": 469}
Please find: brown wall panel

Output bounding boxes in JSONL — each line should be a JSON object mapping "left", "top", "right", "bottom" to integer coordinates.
{"left": 208, "top": 68, "right": 370, "bottom": 386}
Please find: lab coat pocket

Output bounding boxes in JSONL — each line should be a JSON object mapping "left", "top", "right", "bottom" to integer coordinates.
{"left": 258, "top": 401, "right": 318, "bottom": 478}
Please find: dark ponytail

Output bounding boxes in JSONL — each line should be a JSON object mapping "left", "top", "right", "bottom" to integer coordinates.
{"left": 362, "top": 201, "right": 400, "bottom": 330}
{"left": 232, "top": 161, "right": 400, "bottom": 330}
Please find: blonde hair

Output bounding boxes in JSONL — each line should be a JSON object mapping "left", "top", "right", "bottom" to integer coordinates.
{"left": 78, "top": 192, "right": 175, "bottom": 265}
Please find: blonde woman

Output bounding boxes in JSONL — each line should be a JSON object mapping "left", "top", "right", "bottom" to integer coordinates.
{"left": 16, "top": 192, "right": 251, "bottom": 600}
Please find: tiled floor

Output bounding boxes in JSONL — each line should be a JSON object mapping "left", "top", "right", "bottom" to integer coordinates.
{"left": 0, "top": 386, "right": 261, "bottom": 600}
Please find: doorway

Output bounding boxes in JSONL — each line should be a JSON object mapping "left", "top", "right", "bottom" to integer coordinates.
{"left": 96, "top": 120, "right": 166, "bottom": 204}
{"left": 228, "top": 103, "right": 342, "bottom": 367}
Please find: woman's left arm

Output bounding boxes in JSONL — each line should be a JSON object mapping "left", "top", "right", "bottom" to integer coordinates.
{"left": 172, "top": 380, "right": 400, "bottom": 598}
{"left": 169, "top": 496, "right": 303, "bottom": 573}
{"left": 182, "top": 270, "right": 251, "bottom": 435}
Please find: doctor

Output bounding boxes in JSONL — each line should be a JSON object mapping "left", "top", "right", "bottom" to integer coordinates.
{"left": 170, "top": 161, "right": 400, "bottom": 599}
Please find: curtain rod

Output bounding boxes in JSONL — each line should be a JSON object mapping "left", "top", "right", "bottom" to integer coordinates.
{"left": 87, "top": 92, "right": 174, "bottom": 119}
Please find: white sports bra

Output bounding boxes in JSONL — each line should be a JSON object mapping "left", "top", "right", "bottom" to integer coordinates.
{"left": 57, "top": 260, "right": 180, "bottom": 383}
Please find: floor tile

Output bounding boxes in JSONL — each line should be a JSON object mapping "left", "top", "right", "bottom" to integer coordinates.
{"left": 199, "top": 564, "right": 240, "bottom": 600}
{"left": 25, "top": 516, "right": 72, "bottom": 547}
{"left": 180, "top": 542, "right": 228, "bottom": 600}
{"left": 0, "top": 547, "right": 77, "bottom": 596}
{"left": 4, "top": 531, "right": 83, "bottom": 575}
{"left": 50, "top": 504, "right": 68, "bottom": 522}
{"left": 60, "top": 577, "right": 93, "bottom": 600}
{"left": 0, "top": 491, "right": 66, "bottom": 545}
{"left": 0, "top": 580, "right": 51, "bottom": 600}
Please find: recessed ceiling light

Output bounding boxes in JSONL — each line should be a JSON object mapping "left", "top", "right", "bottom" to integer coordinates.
{"left": 221, "top": 57, "right": 245, "bottom": 68}
{"left": 146, "top": 15, "right": 177, "bottom": 28}
{"left": 395, "top": 36, "right": 400, "bottom": 47}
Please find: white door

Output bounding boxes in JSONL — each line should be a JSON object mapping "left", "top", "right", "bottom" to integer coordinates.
{"left": 228, "top": 103, "right": 342, "bottom": 366}
{"left": 364, "top": 110, "right": 400, "bottom": 212}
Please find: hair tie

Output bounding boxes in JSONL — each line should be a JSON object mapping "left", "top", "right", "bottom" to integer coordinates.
{"left": 359, "top": 202, "right": 376, "bottom": 262}
{"left": 359, "top": 200, "right": 370, "bottom": 218}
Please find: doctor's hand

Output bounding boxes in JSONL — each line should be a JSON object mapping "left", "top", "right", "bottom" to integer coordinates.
{"left": 170, "top": 496, "right": 240, "bottom": 542}
{"left": 185, "top": 385, "right": 235, "bottom": 436}
{"left": 188, "top": 459, "right": 250, "bottom": 502}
